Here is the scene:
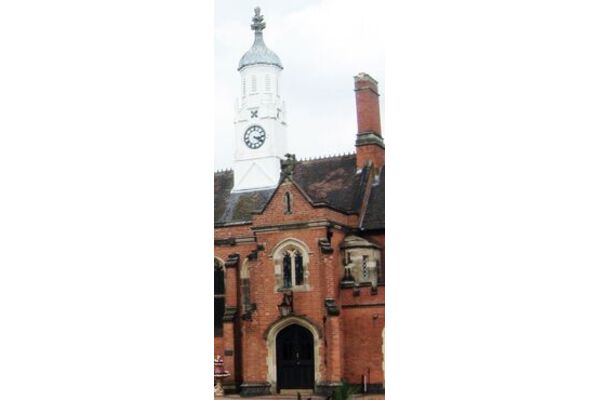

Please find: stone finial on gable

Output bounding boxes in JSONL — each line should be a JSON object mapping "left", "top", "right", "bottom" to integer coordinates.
{"left": 280, "top": 153, "right": 297, "bottom": 180}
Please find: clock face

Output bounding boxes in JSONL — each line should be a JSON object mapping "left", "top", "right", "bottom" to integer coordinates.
{"left": 244, "top": 125, "right": 266, "bottom": 149}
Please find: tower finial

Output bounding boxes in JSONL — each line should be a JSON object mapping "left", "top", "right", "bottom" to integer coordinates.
{"left": 238, "top": 5, "right": 282, "bottom": 70}
{"left": 251, "top": 6, "right": 266, "bottom": 33}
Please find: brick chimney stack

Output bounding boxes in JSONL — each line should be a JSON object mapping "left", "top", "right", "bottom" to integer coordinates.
{"left": 354, "top": 73, "right": 384, "bottom": 169}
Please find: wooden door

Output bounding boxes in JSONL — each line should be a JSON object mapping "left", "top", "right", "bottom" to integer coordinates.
{"left": 276, "top": 324, "right": 314, "bottom": 390}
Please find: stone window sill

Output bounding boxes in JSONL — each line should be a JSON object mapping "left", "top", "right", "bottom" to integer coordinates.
{"left": 277, "top": 285, "right": 309, "bottom": 293}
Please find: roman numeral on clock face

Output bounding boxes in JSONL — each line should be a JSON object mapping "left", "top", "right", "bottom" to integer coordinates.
{"left": 244, "top": 125, "right": 266, "bottom": 149}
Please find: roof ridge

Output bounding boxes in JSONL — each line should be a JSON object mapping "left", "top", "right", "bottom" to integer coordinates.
{"left": 297, "top": 152, "right": 356, "bottom": 163}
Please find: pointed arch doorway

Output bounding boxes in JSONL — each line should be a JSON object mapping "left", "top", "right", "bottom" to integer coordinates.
{"left": 276, "top": 324, "right": 315, "bottom": 391}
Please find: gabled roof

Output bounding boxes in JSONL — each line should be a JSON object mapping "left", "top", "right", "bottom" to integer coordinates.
{"left": 214, "top": 154, "right": 384, "bottom": 229}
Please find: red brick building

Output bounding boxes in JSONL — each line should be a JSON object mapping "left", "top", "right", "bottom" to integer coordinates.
{"left": 214, "top": 8, "right": 385, "bottom": 397}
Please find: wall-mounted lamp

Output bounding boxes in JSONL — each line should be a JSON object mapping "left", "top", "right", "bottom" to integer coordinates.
{"left": 278, "top": 291, "right": 293, "bottom": 317}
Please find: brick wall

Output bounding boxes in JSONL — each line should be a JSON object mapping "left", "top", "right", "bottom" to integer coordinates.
{"left": 214, "top": 168, "right": 385, "bottom": 392}
{"left": 341, "top": 305, "right": 385, "bottom": 385}
{"left": 356, "top": 144, "right": 385, "bottom": 170}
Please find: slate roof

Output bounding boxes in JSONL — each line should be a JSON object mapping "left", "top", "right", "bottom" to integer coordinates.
{"left": 361, "top": 166, "right": 385, "bottom": 230}
{"left": 292, "top": 154, "right": 365, "bottom": 213}
{"left": 214, "top": 154, "right": 384, "bottom": 230}
{"left": 214, "top": 170, "right": 274, "bottom": 226}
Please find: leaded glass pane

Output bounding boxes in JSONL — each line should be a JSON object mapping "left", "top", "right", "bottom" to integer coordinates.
{"left": 295, "top": 253, "right": 304, "bottom": 285}
{"left": 283, "top": 254, "right": 292, "bottom": 288}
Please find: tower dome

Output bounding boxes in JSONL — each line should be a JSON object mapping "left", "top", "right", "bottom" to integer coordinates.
{"left": 238, "top": 7, "right": 283, "bottom": 71}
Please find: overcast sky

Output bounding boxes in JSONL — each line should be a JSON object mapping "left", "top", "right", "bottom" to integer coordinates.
{"left": 214, "top": 0, "right": 385, "bottom": 170}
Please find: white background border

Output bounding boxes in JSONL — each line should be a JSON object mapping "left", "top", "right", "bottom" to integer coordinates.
{"left": 1, "top": 0, "right": 599, "bottom": 399}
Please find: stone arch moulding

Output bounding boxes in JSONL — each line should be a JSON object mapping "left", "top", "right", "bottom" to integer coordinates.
{"left": 214, "top": 256, "right": 226, "bottom": 287}
{"left": 262, "top": 314, "right": 323, "bottom": 340}
{"left": 264, "top": 315, "right": 323, "bottom": 394}
{"left": 214, "top": 257, "right": 226, "bottom": 287}
{"left": 270, "top": 237, "right": 311, "bottom": 258}
{"left": 240, "top": 257, "right": 250, "bottom": 279}
{"left": 214, "top": 256, "right": 225, "bottom": 266}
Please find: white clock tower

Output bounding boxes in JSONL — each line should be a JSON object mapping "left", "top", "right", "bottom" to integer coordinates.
{"left": 232, "top": 7, "right": 287, "bottom": 192}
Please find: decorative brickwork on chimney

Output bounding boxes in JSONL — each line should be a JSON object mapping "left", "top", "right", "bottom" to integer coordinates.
{"left": 354, "top": 73, "right": 385, "bottom": 170}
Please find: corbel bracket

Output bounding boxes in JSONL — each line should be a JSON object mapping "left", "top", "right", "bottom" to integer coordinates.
{"left": 241, "top": 303, "right": 257, "bottom": 321}
{"left": 223, "top": 306, "right": 237, "bottom": 322}
{"left": 318, "top": 238, "right": 333, "bottom": 254}
{"left": 324, "top": 298, "right": 340, "bottom": 316}
{"left": 247, "top": 244, "right": 265, "bottom": 261}
{"left": 225, "top": 253, "right": 240, "bottom": 268}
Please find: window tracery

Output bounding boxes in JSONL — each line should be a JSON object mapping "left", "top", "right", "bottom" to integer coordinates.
{"left": 281, "top": 248, "right": 303, "bottom": 288}
{"left": 361, "top": 255, "right": 369, "bottom": 280}
{"left": 273, "top": 240, "right": 309, "bottom": 290}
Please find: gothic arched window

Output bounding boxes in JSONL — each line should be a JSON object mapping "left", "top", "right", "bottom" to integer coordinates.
{"left": 214, "top": 258, "right": 225, "bottom": 336}
{"left": 273, "top": 240, "right": 309, "bottom": 290}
